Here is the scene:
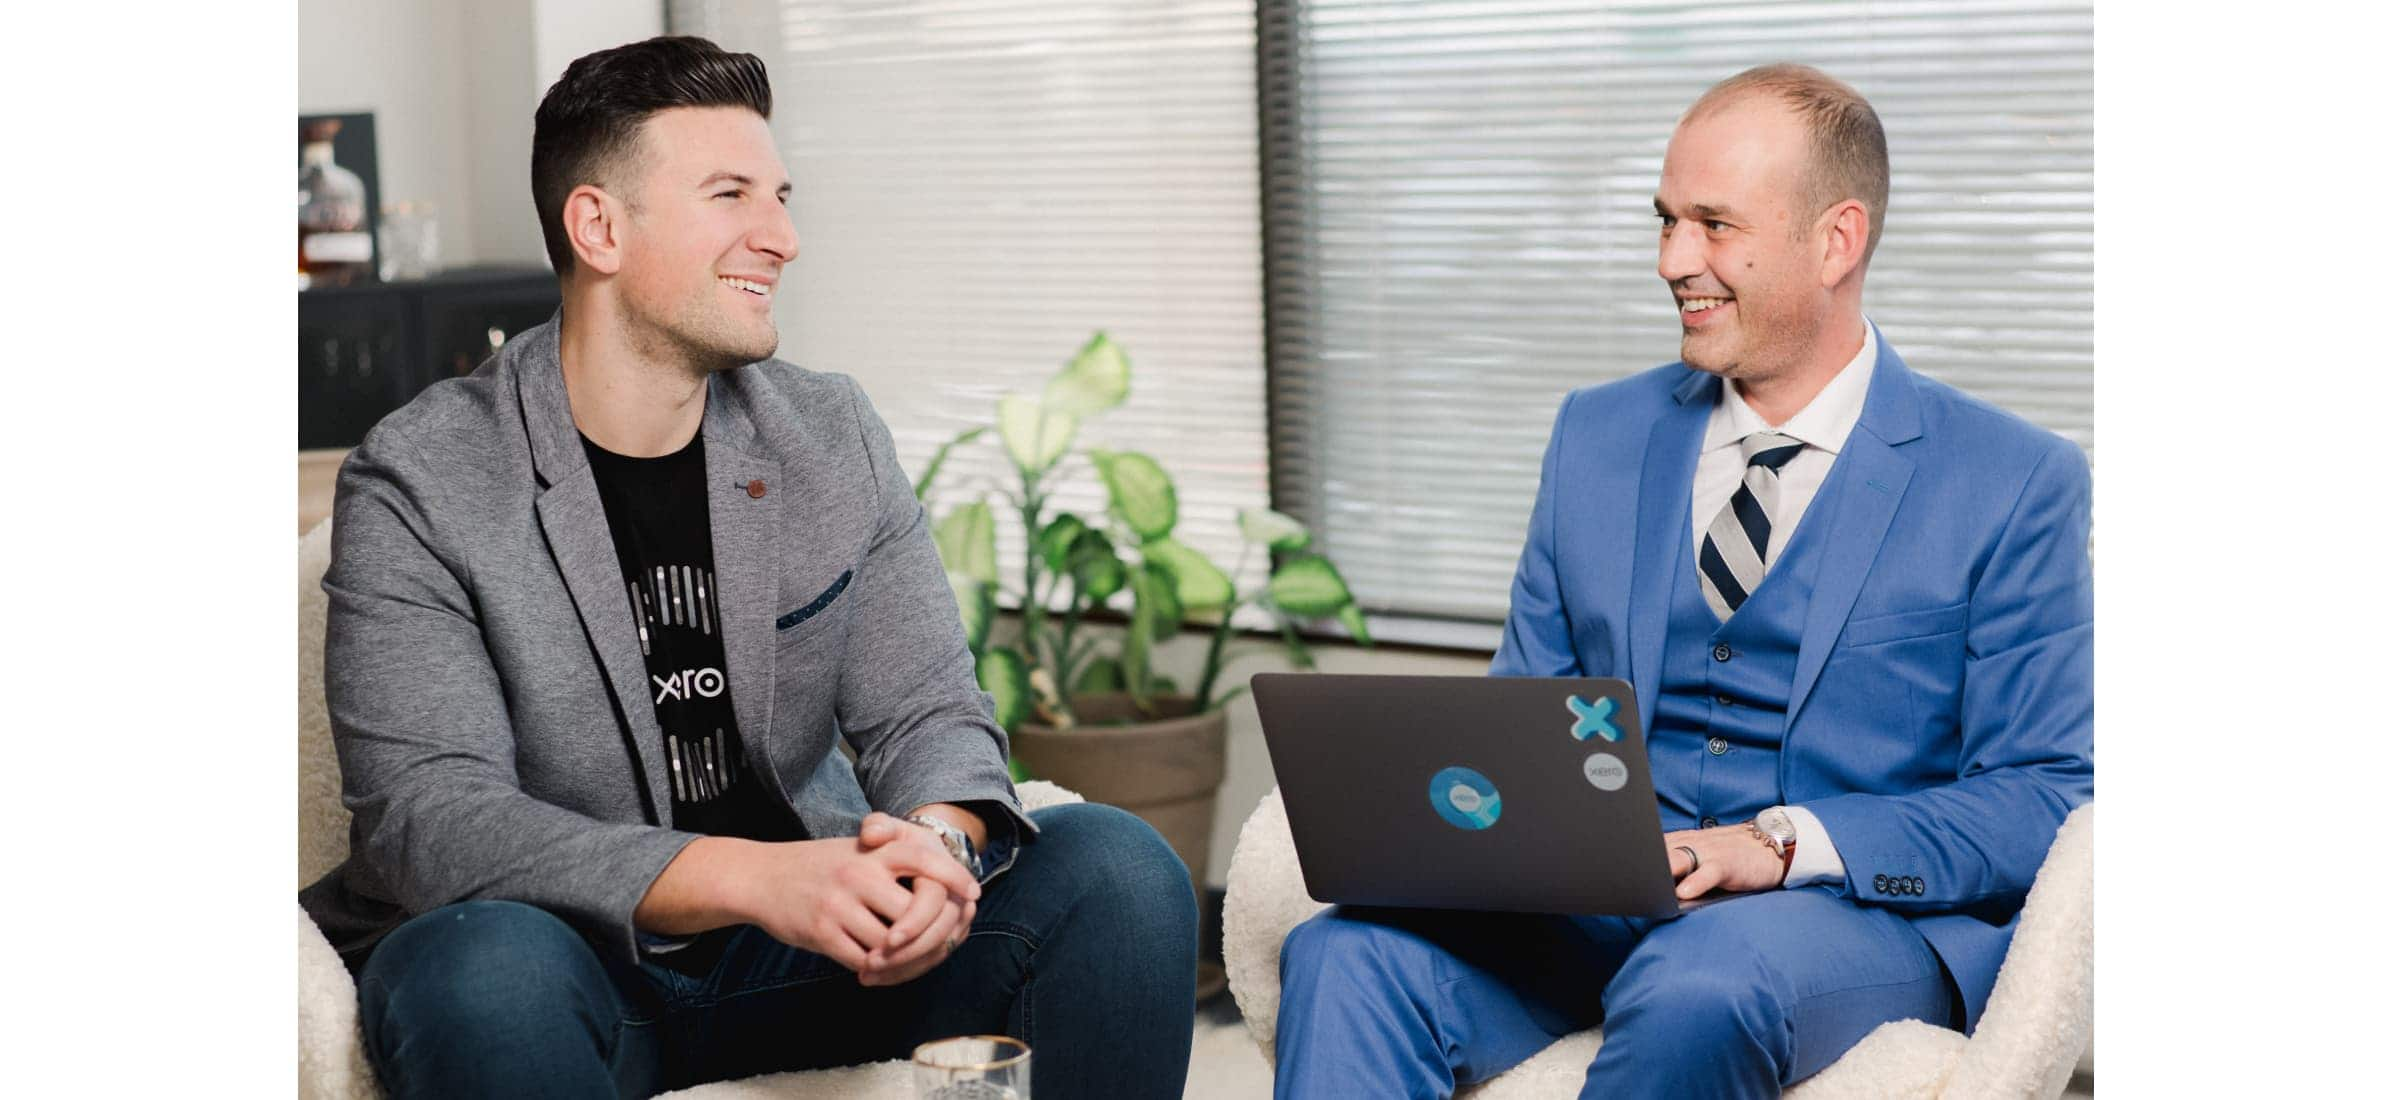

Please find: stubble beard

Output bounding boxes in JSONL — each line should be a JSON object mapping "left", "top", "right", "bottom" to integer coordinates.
{"left": 1680, "top": 295, "right": 1820, "bottom": 390}
{"left": 625, "top": 288, "right": 778, "bottom": 379}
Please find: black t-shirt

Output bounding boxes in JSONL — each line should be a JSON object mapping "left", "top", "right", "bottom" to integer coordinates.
{"left": 581, "top": 431, "right": 804, "bottom": 843}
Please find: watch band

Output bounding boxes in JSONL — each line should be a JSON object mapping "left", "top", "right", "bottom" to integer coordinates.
{"left": 906, "top": 812, "right": 983, "bottom": 879}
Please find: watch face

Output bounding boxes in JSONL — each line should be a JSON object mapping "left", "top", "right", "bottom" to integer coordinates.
{"left": 1757, "top": 808, "right": 1795, "bottom": 841}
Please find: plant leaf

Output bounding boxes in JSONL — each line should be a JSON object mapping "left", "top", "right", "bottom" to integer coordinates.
{"left": 1131, "top": 562, "right": 1183, "bottom": 643}
{"left": 1338, "top": 602, "right": 1374, "bottom": 646}
{"left": 1089, "top": 449, "right": 1177, "bottom": 541}
{"left": 1073, "top": 656, "right": 1124, "bottom": 696}
{"left": 997, "top": 395, "right": 1077, "bottom": 474}
{"left": 1038, "top": 513, "right": 1087, "bottom": 575}
{"left": 1142, "top": 537, "right": 1235, "bottom": 610}
{"left": 1123, "top": 610, "right": 1155, "bottom": 707}
{"left": 977, "top": 648, "right": 1031, "bottom": 731}
{"left": 1268, "top": 553, "right": 1356, "bottom": 617}
{"left": 1237, "top": 507, "right": 1312, "bottom": 551}
{"left": 931, "top": 499, "right": 998, "bottom": 584}
{"left": 949, "top": 573, "right": 994, "bottom": 653}
{"left": 1042, "top": 332, "right": 1131, "bottom": 417}
{"left": 1067, "top": 528, "right": 1126, "bottom": 603}
{"left": 913, "top": 426, "right": 986, "bottom": 501}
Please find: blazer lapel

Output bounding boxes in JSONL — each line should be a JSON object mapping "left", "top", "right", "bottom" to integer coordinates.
{"left": 1628, "top": 369, "right": 1717, "bottom": 725}
{"left": 1786, "top": 338, "right": 1924, "bottom": 726}
{"left": 703, "top": 394, "right": 784, "bottom": 779}
{"left": 516, "top": 321, "right": 677, "bottom": 824}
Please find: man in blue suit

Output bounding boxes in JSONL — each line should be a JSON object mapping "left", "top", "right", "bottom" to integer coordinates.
{"left": 1273, "top": 64, "right": 2093, "bottom": 1097}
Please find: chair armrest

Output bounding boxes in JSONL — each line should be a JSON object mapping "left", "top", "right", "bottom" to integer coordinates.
{"left": 298, "top": 905, "right": 380, "bottom": 1100}
{"left": 1944, "top": 800, "right": 2096, "bottom": 1098}
{"left": 1221, "top": 788, "right": 1332, "bottom": 1063}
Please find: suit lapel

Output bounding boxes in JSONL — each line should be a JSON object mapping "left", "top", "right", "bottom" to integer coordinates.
{"left": 516, "top": 320, "right": 676, "bottom": 824}
{"left": 537, "top": 474, "right": 677, "bottom": 822}
{"left": 1786, "top": 337, "right": 1924, "bottom": 726}
{"left": 1628, "top": 370, "right": 1716, "bottom": 724}
{"left": 704, "top": 410, "right": 783, "bottom": 777}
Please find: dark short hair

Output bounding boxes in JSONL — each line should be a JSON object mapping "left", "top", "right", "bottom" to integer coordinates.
{"left": 1687, "top": 64, "right": 1890, "bottom": 266}
{"left": 531, "top": 35, "right": 773, "bottom": 276}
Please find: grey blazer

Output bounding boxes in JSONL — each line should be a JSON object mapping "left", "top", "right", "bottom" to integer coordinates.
{"left": 302, "top": 318, "right": 1031, "bottom": 965}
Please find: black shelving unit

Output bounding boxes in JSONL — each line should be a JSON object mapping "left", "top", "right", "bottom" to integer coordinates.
{"left": 298, "top": 266, "right": 561, "bottom": 449}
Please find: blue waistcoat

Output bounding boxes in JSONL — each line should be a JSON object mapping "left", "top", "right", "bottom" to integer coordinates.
{"left": 1649, "top": 506, "right": 1828, "bottom": 833}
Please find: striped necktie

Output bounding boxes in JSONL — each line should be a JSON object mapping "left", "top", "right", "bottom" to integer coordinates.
{"left": 1697, "top": 431, "right": 1806, "bottom": 619}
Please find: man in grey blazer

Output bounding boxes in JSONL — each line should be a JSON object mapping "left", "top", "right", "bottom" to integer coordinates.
{"left": 301, "top": 36, "right": 1196, "bottom": 1099}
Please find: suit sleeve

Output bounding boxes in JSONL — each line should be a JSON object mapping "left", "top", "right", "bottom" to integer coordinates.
{"left": 1491, "top": 392, "right": 1586, "bottom": 678}
{"left": 831, "top": 377, "right": 1036, "bottom": 843}
{"left": 322, "top": 437, "right": 700, "bottom": 965}
{"left": 1801, "top": 440, "right": 2095, "bottom": 909}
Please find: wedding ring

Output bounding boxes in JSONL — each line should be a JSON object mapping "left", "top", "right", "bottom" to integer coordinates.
{"left": 1676, "top": 844, "right": 1700, "bottom": 874}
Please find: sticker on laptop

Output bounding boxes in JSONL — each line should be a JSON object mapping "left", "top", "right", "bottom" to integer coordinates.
{"left": 1582, "top": 752, "right": 1628, "bottom": 792}
{"left": 1567, "top": 694, "right": 1620, "bottom": 742}
{"left": 1429, "top": 766, "right": 1503, "bottom": 830}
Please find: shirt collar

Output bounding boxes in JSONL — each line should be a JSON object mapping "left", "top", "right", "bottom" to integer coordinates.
{"left": 1704, "top": 319, "right": 1878, "bottom": 456}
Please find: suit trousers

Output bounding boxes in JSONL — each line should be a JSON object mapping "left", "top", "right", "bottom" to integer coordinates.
{"left": 355, "top": 803, "right": 1197, "bottom": 1100}
{"left": 1274, "top": 886, "right": 1958, "bottom": 1098}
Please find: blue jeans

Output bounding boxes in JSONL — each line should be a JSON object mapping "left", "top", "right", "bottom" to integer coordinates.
{"left": 357, "top": 803, "right": 1197, "bottom": 1099}
{"left": 1274, "top": 887, "right": 1958, "bottom": 1098}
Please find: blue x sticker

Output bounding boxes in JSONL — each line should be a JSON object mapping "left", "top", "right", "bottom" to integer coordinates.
{"left": 1567, "top": 695, "right": 1619, "bottom": 742}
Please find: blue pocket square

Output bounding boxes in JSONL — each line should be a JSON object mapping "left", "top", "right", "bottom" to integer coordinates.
{"left": 776, "top": 570, "right": 853, "bottom": 631}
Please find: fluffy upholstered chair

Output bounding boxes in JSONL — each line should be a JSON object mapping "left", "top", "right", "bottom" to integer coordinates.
{"left": 1223, "top": 788, "right": 2093, "bottom": 1098}
{"left": 297, "top": 520, "right": 1086, "bottom": 1099}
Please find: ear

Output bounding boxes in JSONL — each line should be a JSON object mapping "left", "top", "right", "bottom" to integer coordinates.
{"left": 563, "top": 184, "right": 625, "bottom": 277}
{"left": 1816, "top": 199, "right": 1869, "bottom": 290}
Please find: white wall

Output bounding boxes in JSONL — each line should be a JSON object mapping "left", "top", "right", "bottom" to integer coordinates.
{"left": 298, "top": 0, "right": 663, "bottom": 268}
{"left": 298, "top": 0, "right": 481, "bottom": 263}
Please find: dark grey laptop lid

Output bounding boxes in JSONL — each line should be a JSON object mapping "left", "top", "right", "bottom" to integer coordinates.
{"left": 1253, "top": 673, "right": 1681, "bottom": 919}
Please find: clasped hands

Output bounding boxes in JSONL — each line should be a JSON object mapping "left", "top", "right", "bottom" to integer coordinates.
{"left": 733, "top": 810, "right": 984, "bottom": 987}
{"left": 1662, "top": 821, "right": 1786, "bottom": 901}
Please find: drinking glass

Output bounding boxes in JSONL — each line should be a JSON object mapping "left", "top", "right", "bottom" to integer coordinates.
{"left": 911, "top": 1035, "right": 1030, "bottom": 1100}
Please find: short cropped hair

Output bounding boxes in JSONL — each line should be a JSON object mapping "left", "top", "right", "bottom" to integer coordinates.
{"left": 1687, "top": 64, "right": 1890, "bottom": 265}
{"left": 531, "top": 36, "right": 773, "bottom": 275}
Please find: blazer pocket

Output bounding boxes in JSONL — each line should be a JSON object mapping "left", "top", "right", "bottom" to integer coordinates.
{"left": 1842, "top": 601, "right": 1967, "bottom": 648}
{"left": 776, "top": 570, "right": 853, "bottom": 635}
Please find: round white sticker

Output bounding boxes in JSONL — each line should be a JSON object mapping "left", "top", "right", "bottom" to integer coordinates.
{"left": 1582, "top": 752, "right": 1628, "bottom": 792}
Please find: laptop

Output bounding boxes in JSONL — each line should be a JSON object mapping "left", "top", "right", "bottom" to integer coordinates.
{"left": 1251, "top": 672, "right": 1691, "bottom": 919}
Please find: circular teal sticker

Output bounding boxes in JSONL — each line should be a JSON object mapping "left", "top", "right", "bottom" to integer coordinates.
{"left": 1429, "top": 766, "right": 1502, "bottom": 830}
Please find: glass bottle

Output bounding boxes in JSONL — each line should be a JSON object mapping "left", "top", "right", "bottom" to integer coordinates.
{"left": 298, "top": 119, "right": 371, "bottom": 289}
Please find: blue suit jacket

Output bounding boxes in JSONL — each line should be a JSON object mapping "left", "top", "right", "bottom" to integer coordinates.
{"left": 1490, "top": 337, "right": 2093, "bottom": 1029}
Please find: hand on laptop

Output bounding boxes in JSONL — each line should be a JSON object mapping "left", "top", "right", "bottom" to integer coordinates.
{"left": 1664, "top": 823, "right": 1785, "bottom": 900}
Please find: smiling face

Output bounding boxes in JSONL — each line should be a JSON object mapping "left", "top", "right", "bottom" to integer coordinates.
{"left": 611, "top": 106, "right": 798, "bottom": 373}
{"left": 1654, "top": 96, "right": 1835, "bottom": 384}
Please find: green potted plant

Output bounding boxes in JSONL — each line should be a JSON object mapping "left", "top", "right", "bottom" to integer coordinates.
{"left": 916, "top": 333, "right": 1372, "bottom": 890}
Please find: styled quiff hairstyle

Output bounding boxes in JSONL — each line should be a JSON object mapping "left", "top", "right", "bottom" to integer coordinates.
{"left": 1686, "top": 63, "right": 1890, "bottom": 266}
{"left": 531, "top": 36, "right": 773, "bottom": 275}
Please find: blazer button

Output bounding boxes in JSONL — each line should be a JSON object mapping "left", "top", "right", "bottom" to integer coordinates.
{"left": 747, "top": 479, "right": 768, "bottom": 499}
{"left": 1712, "top": 644, "right": 1733, "bottom": 662}
{"left": 1873, "top": 873, "right": 1889, "bottom": 894}
{"left": 1700, "top": 816, "right": 1718, "bottom": 828}
{"left": 1706, "top": 736, "right": 1728, "bottom": 756}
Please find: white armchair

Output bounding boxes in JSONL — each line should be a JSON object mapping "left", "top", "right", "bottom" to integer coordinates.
{"left": 1222, "top": 786, "right": 2093, "bottom": 1098}
{"left": 296, "top": 520, "right": 1086, "bottom": 1099}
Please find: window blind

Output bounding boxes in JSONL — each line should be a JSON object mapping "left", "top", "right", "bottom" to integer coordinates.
{"left": 1261, "top": 0, "right": 2094, "bottom": 635}
{"left": 670, "top": 0, "right": 1271, "bottom": 600}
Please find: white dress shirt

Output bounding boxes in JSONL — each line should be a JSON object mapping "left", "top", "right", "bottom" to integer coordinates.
{"left": 1686, "top": 320, "right": 1878, "bottom": 890}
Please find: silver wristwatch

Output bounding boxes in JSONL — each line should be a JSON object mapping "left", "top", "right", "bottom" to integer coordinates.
{"left": 1751, "top": 806, "right": 1798, "bottom": 882}
{"left": 906, "top": 812, "right": 983, "bottom": 879}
